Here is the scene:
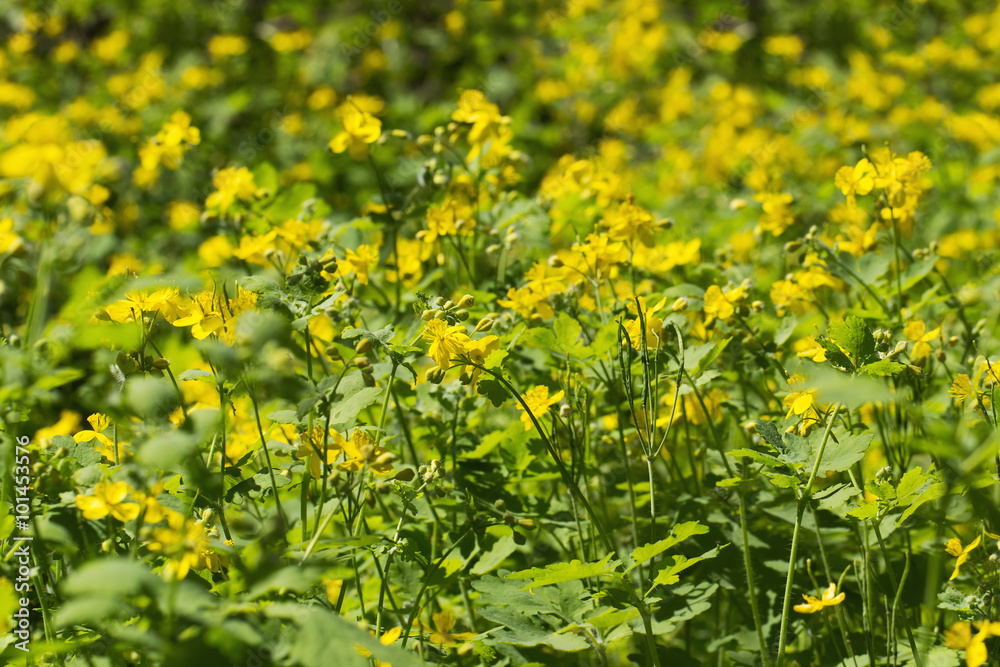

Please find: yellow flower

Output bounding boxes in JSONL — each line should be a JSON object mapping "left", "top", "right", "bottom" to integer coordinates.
{"left": 946, "top": 534, "right": 981, "bottom": 580}
{"left": 422, "top": 319, "right": 471, "bottom": 371}
{"left": 103, "top": 288, "right": 183, "bottom": 324}
{"left": 835, "top": 158, "right": 876, "bottom": 206}
{"left": 426, "top": 611, "right": 477, "bottom": 646}
{"left": 903, "top": 320, "right": 940, "bottom": 363}
{"left": 205, "top": 166, "right": 260, "bottom": 214}
{"left": 333, "top": 429, "right": 395, "bottom": 474}
{"left": 946, "top": 620, "right": 1000, "bottom": 667}
{"left": 793, "top": 583, "right": 846, "bottom": 613}
{"left": 517, "top": 385, "right": 565, "bottom": 431}
{"left": 329, "top": 99, "right": 382, "bottom": 160}
{"left": 0, "top": 218, "right": 25, "bottom": 254}
{"left": 949, "top": 374, "right": 975, "bottom": 406}
{"left": 74, "top": 481, "right": 141, "bottom": 522}
{"left": 208, "top": 35, "right": 249, "bottom": 60}
{"left": 295, "top": 426, "right": 343, "bottom": 478}
{"left": 337, "top": 244, "right": 379, "bottom": 285}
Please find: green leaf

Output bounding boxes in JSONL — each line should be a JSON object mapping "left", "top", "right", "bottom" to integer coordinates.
{"left": 847, "top": 501, "right": 880, "bottom": 521}
{"left": 753, "top": 419, "right": 785, "bottom": 451}
{"left": 484, "top": 348, "right": 507, "bottom": 369}
{"left": 62, "top": 558, "right": 162, "bottom": 599}
{"left": 57, "top": 435, "right": 101, "bottom": 467}
{"left": 178, "top": 369, "right": 214, "bottom": 382}
{"left": 506, "top": 553, "right": 617, "bottom": 590}
{"left": 828, "top": 315, "right": 875, "bottom": 367}
{"left": 472, "top": 535, "right": 519, "bottom": 575}
{"left": 329, "top": 384, "right": 382, "bottom": 425}
{"left": 818, "top": 432, "right": 873, "bottom": 473}
{"left": 629, "top": 522, "right": 709, "bottom": 571}
{"left": 816, "top": 337, "right": 854, "bottom": 371}
{"left": 476, "top": 377, "right": 508, "bottom": 407}
{"left": 691, "top": 337, "right": 731, "bottom": 378}
{"left": 341, "top": 325, "right": 396, "bottom": 349}
{"left": 651, "top": 545, "right": 726, "bottom": 587}
{"left": 289, "top": 607, "right": 425, "bottom": 667}
{"left": 728, "top": 448, "right": 788, "bottom": 469}
{"left": 860, "top": 359, "right": 906, "bottom": 377}
{"left": 267, "top": 410, "right": 301, "bottom": 424}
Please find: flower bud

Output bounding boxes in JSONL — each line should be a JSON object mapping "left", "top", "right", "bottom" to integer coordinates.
{"left": 671, "top": 297, "right": 688, "bottom": 312}
{"left": 474, "top": 316, "right": 496, "bottom": 333}
{"left": 426, "top": 367, "right": 446, "bottom": 384}
{"left": 494, "top": 499, "right": 506, "bottom": 511}
{"left": 457, "top": 294, "right": 475, "bottom": 308}
{"left": 783, "top": 241, "right": 802, "bottom": 253}
{"left": 152, "top": 358, "right": 170, "bottom": 369}
{"left": 354, "top": 356, "right": 370, "bottom": 369}
{"left": 503, "top": 512, "right": 516, "bottom": 525}
{"left": 559, "top": 404, "right": 572, "bottom": 419}
{"left": 518, "top": 518, "right": 537, "bottom": 531}
{"left": 355, "top": 338, "right": 372, "bottom": 354}
{"left": 454, "top": 309, "right": 470, "bottom": 321}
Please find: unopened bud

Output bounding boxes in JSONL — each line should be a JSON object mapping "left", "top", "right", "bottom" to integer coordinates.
{"left": 454, "top": 309, "right": 470, "bottom": 321}
{"left": 751, "top": 300, "right": 764, "bottom": 312}
{"left": 518, "top": 518, "right": 536, "bottom": 531}
{"left": 474, "top": 316, "right": 496, "bottom": 333}
{"left": 354, "top": 338, "right": 372, "bottom": 354}
{"left": 935, "top": 349, "right": 946, "bottom": 362}
{"left": 783, "top": 241, "right": 802, "bottom": 253}
{"left": 442, "top": 300, "right": 455, "bottom": 311}
{"left": 671, "top": 297, "right": 688, "bottom": 312}
{"left": 152, "top": 358, "right": 170, "bottom": 369}
{"left": 426, "top": 367, "right": 446, "bottom": 384}
{"left": 373, "top": 452, "right": 396, "bottom": 468}
{"left": 354, "top": 356, "right": 370, "bottom": 369}
{"left": 457, "top": 294, "right": 475, "bottom": 308}
{"left": 948, "top": 336, "right": 959, "bottom": 347}
{"left": 494, "top": 499, "right": 506, "bottom": 511}
{"left": 730, "top": 198, "right": 747, "bottom": 210}
{"left": 325, "top": 345, "right": 342, "bottom": 359}
{"left": 503, "top": 512, "right": 516, "bottom": 525}
{"left": 559, "top": 404, "right": 572, "bottom": 419}
{"left": 548, "top": 255, "right": 563, "bottom": 268}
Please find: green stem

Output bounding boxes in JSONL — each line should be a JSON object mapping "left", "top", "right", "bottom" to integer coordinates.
{"left": 738, "top": 487, "right": 771, "bottom": 667}
{"left": 776, "top": 401, "right": 841, "bottom": 666}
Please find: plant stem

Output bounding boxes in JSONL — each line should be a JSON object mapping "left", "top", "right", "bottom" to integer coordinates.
{"left": 776, "top": 401, "right": 841, "bottom": 666}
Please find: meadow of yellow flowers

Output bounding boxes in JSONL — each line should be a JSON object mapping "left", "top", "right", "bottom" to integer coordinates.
{"left": 2, "top": 1, "right": 1000, "bottom": 665}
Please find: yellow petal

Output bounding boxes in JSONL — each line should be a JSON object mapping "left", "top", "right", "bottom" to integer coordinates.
{"left": 380, "top": 626, "right": 402, "bottom": 645}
